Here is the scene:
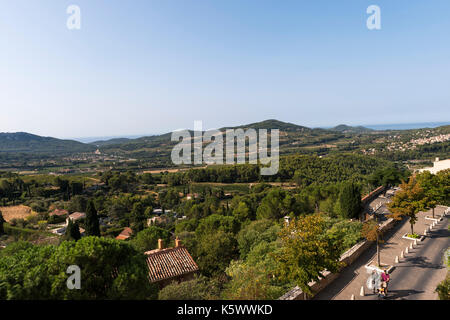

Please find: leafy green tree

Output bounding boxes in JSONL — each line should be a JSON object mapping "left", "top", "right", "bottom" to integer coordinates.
{"left": 335, "top": 182, "right": 361, "bottom": 219}
{"left": 237, "top": 219, "right": 280, "bottom": 259}
{"left": 0, "top": 238, "right": 158, "bottom": 300}
{"left": 141, "top": 173, "right": 154, "bottom": 185}
{"left": 69, "top": 195, "right": 87, "bottom": 213}
{"left": 195, "top": 214, "right": 240, "bottom": 238}
{"left": 436, "top": 169, "right": 450, "bottom": 206}
{"left": 131, "top": 202, "right": 146, "bottom": 232}
{"left": 85, "top": 200, "right": 100, "bottom": 236}
{"left": 256, "top": 189, "right": 295, "bottom": 220}
{"left": 275, "top": 213, "right": 343, "bottom": 295}
{"left": 196, "top": 230, "right": 238, "bottom": 277}
{"left": 417, "top": 171, "right": 441, "bottom": 218}
{"left": 388, "top": 177, "right": 426, "bottom": 235}
{"left": 232, "top": 201, "right": 252, "bottom": 222}
{"left": 223, "top": 260, "right": 285, "bottom": 300}
{"left": 324, "top": 218, "right": 362, "bottom": 252}
{"left": 369, "top": 166, "right": 410, "bottom": 192}
{"left": 0, "top": 242, "right": 55, "bottom": 299}
{"left": 131, "top": 226, "right": 171, "bottom": 252}
{"left": 362, "top": 220, "right": 383, "bottom": 267}
{"left": 47, "top": 237, "right": 157, "bottom": 299}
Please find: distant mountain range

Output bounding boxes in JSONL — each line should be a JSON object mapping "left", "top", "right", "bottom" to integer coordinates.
{"left": 0, "top": 132, "right": 95, "bottom": 153}
{"left": 0, "top": 120, "right": 448, "bottom": 156}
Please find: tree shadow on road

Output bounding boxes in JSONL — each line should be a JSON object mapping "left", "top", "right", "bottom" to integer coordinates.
{"left": 396, "top": 256, "right": 444, "bottom": 270}
{"left": 385, "top": 289, "right": 424, "bottom": 300}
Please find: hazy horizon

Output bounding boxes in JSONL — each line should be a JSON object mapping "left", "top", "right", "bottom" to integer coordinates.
{"left": 69, "top": 120, "right": 450, "bottom": 143}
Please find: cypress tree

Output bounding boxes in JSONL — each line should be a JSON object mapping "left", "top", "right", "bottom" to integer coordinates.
{"left": 0, "top": 210, "right": 5, "bottom": 235}
{"left": 336, "top": 182, "right": 361, "bottom": 219}
{"left": 85, "top": 200, "right": 100, "bottom": 236}
{"left": 65, "top": 218, "right": 81, "bottom": 241}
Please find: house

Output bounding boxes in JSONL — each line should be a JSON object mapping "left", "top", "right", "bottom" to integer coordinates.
{"left": 66, "top": 212, "right": 86, "bottom": 225}
{"left": 186, "top": 193, "right": 199, "bottom": 200}
{"left": 69, "top": 212, "right": 86, "bottom": 221}
{"left": 115, "top": 227, "right": 133, "bottom": 240}
{"left": 147, "top": 214, "right": 172, "bottom": 226}
{"left": 49, "top": 209, "right": 69, "bottom": 217}
{"left": 145, "top": 238, "right": 199, "bottom": 288}
{"left": 418, "top": 157, "right": 450, "bottom": 174}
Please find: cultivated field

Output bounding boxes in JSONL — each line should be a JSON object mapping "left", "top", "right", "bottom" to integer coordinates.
{"left": 0, "top": 205, "right": 37, "bottom": 222}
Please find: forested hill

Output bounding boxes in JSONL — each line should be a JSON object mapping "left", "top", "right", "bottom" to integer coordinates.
{"left": 89, "top": 120, "right": 450, "bottom": 165}
{"left": 96, "top": 119, "right": 326, "bottom": 155}
{"left": 230, "top": 119, "right": 311, "bottom": 132}
{"left": 0, "top": 132, "right": 96, "bottom": 153}
{"left": 329, "top": 124, "right": 374, "bottom": 133}
{"left": 1, "top": 121, "right": 448, "bottom": 163}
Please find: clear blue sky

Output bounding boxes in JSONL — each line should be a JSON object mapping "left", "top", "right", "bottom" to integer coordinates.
{"left": 1, "top": 0, "right": 449, "bottom": 139}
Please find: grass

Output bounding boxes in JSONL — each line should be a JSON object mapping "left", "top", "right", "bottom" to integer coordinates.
{"left": 0, "top": 205, "right": 37, "bottom": 222}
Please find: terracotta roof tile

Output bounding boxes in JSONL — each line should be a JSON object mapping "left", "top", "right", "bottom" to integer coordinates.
{"left": 145, "top": 246, "right": 199, "bottom": 283}
{"left": 69, "top": 212, "right": 86, "bottom": 220}
{"left": 49, "top": 209, "right": 68, "bottom": 217}
{"left": 115, "top": 227, "right": 133, "bottom": 240}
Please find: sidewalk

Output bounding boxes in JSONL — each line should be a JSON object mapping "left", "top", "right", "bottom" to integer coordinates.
{"left": 313, "top": 206, "right": 449, "bottom": 300}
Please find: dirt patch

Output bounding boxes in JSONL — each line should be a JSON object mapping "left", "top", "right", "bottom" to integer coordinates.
{"left": 0, "top": 205, "right": 38, "bottom": 222}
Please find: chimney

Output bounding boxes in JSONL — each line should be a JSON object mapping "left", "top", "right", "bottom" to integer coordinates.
{"left": 175, "top": 237, "right": 182, "bottom": 247}
{"left": 158, "top": 238, "right": 164, "bottom": 250}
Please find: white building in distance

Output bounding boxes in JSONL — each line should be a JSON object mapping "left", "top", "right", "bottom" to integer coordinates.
{"left": 418, "top": 158, "right": 450, "bottom": 174}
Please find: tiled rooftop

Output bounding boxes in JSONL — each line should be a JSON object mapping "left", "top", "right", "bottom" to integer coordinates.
{"left": 145, "top": 246, "right": 199, "bottom": 283}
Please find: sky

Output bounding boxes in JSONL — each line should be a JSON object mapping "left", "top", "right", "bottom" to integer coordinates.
{"left": 1, "top": 0, "right": 449, "bottom": 139}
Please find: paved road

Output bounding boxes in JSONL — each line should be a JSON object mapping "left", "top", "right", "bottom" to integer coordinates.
{"left": 314, "top": 205, "right": 449, "bottom": 300}
{"left": 366, "top": 216, "right": 449, "bottom": 300}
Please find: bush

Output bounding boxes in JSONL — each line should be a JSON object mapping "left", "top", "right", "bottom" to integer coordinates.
{"left": 48, "top": 214, "right": 66, "bottom": 224}
{"left": 406, "top": 233, "right": 420, "bottom": 239}
{"left": 29, "top": 201, "right": 48, "bottom": 213}
{"left": 0, "top": 237, "right": 158, "bottom": 299}
{"left": 435, "top": 274, "right": 450, "bottom": 300}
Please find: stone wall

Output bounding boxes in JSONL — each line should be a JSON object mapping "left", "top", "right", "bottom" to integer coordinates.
{"left": 361, "top": 186, "right": 385, "bottom": 206}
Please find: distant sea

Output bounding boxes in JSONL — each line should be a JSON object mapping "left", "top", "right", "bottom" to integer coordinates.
{"left": 363, "top": 122, "right": 449, "bottom": 131}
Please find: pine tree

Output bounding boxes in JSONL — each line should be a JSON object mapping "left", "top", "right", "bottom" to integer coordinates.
{"left": 85, "top": 200, "right": 100, "bottom": 236}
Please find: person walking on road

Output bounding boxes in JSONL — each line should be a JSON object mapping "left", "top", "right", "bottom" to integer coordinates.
{"left": 366, "top": 270, "right": 381, "bottom": 294}
{"left": 381, "top": 270, "right": 390, "bottom": 295}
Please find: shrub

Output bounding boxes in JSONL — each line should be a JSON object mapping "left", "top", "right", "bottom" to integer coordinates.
{"left": 158, "top": 275, "right": 220, "bottom": 300}
{"left": 435, "top": 274, "right": 450, "bottom": 300}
